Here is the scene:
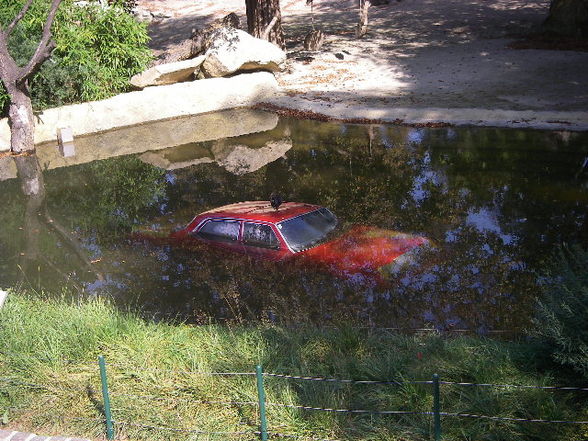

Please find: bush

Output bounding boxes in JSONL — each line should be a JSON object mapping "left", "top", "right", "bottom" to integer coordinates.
{"left": 535, "top": 245, "right": 588, "bottom": 378}
{"left": 0, "top": 0, "right": 152, "bottom": 114}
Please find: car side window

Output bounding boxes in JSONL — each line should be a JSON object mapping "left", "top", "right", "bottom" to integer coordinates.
{"left": 243, "top": 223, "right": 280, "bottom": 250}
{"left": 197, "top": 219, "right": 240, "bottom": 242}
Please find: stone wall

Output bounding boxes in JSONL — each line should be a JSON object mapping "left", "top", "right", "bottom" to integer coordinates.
{"left": 0, "top": 72, "right": 278, "bottom": 153}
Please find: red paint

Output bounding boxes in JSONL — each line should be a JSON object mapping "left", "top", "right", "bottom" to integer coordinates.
{"left": 188, "top": 201, "right": 321, "bottom": 226}
{"left": 142, "top": 201, "right": 429, "bottom": 284}
{"left": 299, "top": 225, "right": 428, "bottom": 275}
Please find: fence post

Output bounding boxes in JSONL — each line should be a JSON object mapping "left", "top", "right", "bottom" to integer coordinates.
{"left": 98, "top": 355, "right": 115, "bottom": 440}
{"left": 256, "top": 365, "right": 268, "bottom": 441}
{"left": 432, "top": 373, "right": 441, "bottom": 441}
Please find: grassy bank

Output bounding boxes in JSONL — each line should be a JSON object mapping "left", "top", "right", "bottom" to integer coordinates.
{"left": 0, "top": 293, "right": 587, "bottom": 441}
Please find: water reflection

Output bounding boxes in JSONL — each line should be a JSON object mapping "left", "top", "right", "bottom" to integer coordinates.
{"left": 0, "top": 115, "right": 586, "bottom": 335}
{"left": 139, "top": 124, "right": 292, "bottom": 175}
{"left": 6, "top": 154, "right": 103, "bottom": 291}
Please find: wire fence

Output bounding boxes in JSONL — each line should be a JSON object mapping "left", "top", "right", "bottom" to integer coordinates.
{"left": 93, "top": 357, "right": 588, "bottom": 441}
{"left": 2, "top": 357, "right": 588, "bottom": 440}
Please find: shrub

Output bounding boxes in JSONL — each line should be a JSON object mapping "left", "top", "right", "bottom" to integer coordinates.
{"left": 0, "top": 0, "right": 152, "bottom": 114}
{"left": 535, "top": 245, "right": 588, "bottom": 378}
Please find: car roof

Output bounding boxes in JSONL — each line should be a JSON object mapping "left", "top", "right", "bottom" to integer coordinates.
{"left": 199, "top": 201, "right": 322, "bottom": 223}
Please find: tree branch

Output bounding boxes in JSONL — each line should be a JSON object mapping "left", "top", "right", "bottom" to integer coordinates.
{"left": 5, "top": 0, "right": 35, "bottom": 36}
{"left": 262, "top": 15, "right": 279, "bottom": 40}
{"left": 0, "top": 30, "right": 20, "bottom": 86}
{"left": 18, "top": 0, "right": 62, "bottom": 82}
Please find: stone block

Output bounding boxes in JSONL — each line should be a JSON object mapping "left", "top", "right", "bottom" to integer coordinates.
{"left": 130, "top": 56, "right": 206, "bottom": 89}
{"left": 0, "top": 430, "right": 17, "bottom": 441}
{"left": 10, "top": 433, "right": 34, "bottom": 441}
{"left": 57, "top": 127, "right": 75, "bottom": 157}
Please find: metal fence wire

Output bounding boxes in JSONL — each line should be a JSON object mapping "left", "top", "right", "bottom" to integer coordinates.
{"left": 91, "top": 356, "right": 588, "bottom": 441}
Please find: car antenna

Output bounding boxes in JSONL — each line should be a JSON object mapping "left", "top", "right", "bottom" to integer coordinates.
{"left": 270, "top": 192, "right": 283, "bottom": 211}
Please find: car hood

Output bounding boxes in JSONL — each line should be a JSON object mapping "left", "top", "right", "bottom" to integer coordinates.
{"left": 298, "top": 225, "right": 428, "bottom": 276}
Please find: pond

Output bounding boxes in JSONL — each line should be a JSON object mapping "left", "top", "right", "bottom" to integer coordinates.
{"left": 1, "top": 112, "right": 587, "bottom": 334}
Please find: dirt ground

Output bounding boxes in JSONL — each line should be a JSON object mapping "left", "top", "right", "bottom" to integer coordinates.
{"left": 136, "top": 0, "right": 588, "bottom": 129}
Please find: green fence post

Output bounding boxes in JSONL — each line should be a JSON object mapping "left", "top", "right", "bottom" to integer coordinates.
{"left": 256, "top": 365, "right": 268, "bottom": 441}
{"left": 432, "top": 373, "right": 441, "bottom": 441}
{"left": 98, "top": 355, "right": 115, "bottom": 440}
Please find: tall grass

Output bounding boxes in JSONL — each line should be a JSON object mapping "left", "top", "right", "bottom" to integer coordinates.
{"left": 1, "top": 293, "right": 587, "bottom": 440}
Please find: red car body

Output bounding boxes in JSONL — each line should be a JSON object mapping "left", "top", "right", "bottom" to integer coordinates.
{"left": 169, "top": 201, "right": 428, "bottom": 284}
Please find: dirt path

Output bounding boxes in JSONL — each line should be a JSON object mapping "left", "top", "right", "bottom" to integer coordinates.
{"left": 137, "top": 0, "right": 588, "bottom": 130}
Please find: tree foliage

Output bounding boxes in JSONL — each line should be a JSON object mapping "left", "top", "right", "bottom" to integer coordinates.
{"left": 535, "top": 246, "right": 588, "bottom": 378}
{"left": 0, "top": 0, "right": 151, "bottom": 114}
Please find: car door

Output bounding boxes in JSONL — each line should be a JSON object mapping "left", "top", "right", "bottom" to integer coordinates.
{"left": 194, "top": 218, "right": 243, "bottom": 253}
{"left": 241, "top": 222, "right": 288, "bottom": 261}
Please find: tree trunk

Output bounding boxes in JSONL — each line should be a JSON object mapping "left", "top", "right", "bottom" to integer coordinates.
{"left": 0, "top": 33, "right": 36, "bottom": 154}
{"left": 543, "top": 0, "right": 588, "bottom": 38}
{"left": 356, "top": 0, "right": 371, "bottom": 38}
{"left": 0, "top": 0, "right": 63, "bottom": 154}
{"left": 14, "top": 154, "right": 46, "bottom": 278}
{"left": 7, "top": 85, "right": 36, "bottom": 154}
{"left": 245, "top": 0, "right": 285, "bottom": 49}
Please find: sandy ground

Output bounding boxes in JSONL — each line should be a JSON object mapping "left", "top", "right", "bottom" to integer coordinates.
{"left": 137, "top": 0, "right": 588, "bottom": 130}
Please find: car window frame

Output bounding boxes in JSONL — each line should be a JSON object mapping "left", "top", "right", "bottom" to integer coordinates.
{"left": 242, "top": 221, "right": 282, "bottom": 250}
{"left": 193, "top": 217, "right": 285, "bottom": 251}
{"left": 195, "top": 218, "right": 242, "bottom": 243}
{"left": 276, "top": 207, "right": 338, "bottom": 253}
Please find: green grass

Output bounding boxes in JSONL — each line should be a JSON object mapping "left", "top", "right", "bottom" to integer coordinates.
{"left": 1, "top": 292, "right": 587, "bottom": 441}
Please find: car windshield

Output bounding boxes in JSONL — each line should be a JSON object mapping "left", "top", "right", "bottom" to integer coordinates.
{"left": 278, "top": 207, "right": 338, "bottom": 252}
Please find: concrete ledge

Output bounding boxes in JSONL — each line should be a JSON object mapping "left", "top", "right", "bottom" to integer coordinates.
{"left": 268, "top": 96, "right": 588, "bottom": 131}
{"left": 0, "top": 429, "right": 89, "bottom": 441}
{"left": 0, "top": 72, "right": 279, "bottom": 152}
{"left": 0, "top": 108, "right": 279, "bottom": 181}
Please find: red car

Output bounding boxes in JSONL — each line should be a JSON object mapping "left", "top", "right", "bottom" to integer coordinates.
{"left": 170, "top": 201, "right": 429, "bottom": 284}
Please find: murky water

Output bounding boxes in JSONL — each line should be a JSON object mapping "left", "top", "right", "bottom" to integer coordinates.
{"left": 1, "top": 112, "right": 587, "bottom": 333}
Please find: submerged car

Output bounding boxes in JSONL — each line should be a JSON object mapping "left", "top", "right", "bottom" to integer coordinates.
{"left": 169, "top": 201, "right": 429, "bottom": 284}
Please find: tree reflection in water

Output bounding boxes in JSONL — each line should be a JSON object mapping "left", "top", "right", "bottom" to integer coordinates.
{"left": 0, "top": 117, "right": 586, "bottom": 335}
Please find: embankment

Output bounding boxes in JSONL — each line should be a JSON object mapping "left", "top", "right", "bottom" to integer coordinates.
{"left": 1, "top": 293, "right": 586, "bottom": 441}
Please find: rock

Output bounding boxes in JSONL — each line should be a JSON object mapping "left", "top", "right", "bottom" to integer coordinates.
{"left": 151, "top": 13, "right": 240, "bottom": 65}
{"left": 155, "top": 40, "right": 194, "bottom": 65}
{"left": 131, "top": 56, "right": 206, "bottom": 88}
{"left": 303, "top": 29, "right": 325, "bottom": 51}
{"left": 133, "top": 8, "right": 152, "bottom": 23}
{"left": 211, "top": 138, "right": 292, "bottom": 175}
{"left": 140, "top": 146, "right": 215, "bottom": 171}
{"left": 201, "top": 27, "right": 286, "bottom": 78}
{"left": 191, "top": 12, "right": 241, "bottom": 56}
{"left": 295, "top": 55, "right": 314, "bottom": 63}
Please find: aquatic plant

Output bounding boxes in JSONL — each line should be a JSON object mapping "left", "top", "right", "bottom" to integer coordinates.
{"left": 535, "top": 245, "right": 588, "bottom": 379}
